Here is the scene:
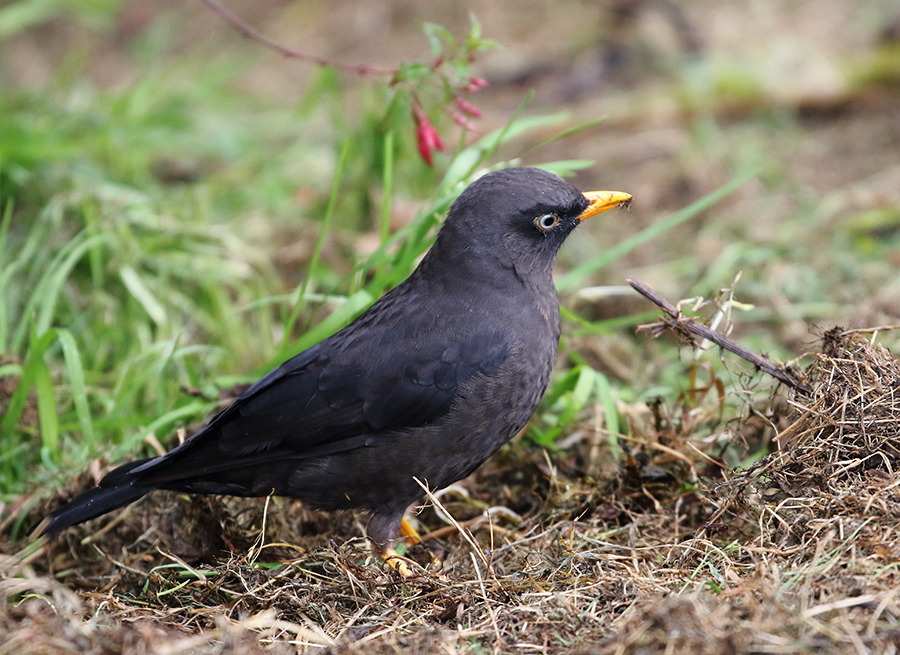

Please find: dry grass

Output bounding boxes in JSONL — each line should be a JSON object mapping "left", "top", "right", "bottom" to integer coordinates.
{"left": 3, "top": 326, "right": 900, "bottom": 654}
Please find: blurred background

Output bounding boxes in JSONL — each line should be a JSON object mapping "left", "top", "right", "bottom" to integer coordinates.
{"left": 1, "top": 0, "right": 899, "bottom": 500}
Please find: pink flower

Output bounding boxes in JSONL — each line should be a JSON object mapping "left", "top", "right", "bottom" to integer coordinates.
{"left": 454, "top": 96, "right": 482, "bottom": 118}
{"left": 413, "top": 104, "right": 445, "bottom": 166}
{"left": 451, "top": 111, "right": 476, "bottom": 132}
{"left": 467, "top": 76, "right": 489, "bottom": 92}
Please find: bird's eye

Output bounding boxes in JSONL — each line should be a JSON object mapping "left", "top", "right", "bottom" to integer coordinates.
{"left": 535, "top": 213, "right": 560, "bottom": 232}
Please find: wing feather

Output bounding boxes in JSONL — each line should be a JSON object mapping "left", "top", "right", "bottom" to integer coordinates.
{"left": 131, "top": 288, "right": 511, "bottom": 486}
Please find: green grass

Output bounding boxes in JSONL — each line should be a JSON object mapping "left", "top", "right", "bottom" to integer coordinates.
{"left": 0, "top": 70, "right": 321, "bottom": 495}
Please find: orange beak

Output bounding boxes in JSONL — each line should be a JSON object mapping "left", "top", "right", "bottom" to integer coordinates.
{"left": 576, "top": 191, "right": 633, "bottom": 221}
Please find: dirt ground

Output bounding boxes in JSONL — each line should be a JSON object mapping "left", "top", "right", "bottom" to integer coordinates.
{"left": 3, "top": 1, "right": 900, "bottom": 653}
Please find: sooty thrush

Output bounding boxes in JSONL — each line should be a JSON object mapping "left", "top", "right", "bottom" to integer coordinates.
{"left": 39, "top": 167, "right": 632, "bottom": 569}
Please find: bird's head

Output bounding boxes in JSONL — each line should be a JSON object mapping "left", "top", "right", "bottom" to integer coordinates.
{"left": 430, "top": 167, "right": 632, "bottom": 282}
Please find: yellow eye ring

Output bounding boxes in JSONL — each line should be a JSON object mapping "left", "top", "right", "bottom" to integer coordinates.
{"left": 535, "top": 213, "right": 560, "bottom": 232}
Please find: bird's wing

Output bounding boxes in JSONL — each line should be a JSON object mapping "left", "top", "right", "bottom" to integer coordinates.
{"left": 131, "top": 299, "right": 510, "bottom": 484}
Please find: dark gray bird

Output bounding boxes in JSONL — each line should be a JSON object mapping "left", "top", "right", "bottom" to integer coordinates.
{"left": 39, "top": 167, "right": 631, "bottom": 569}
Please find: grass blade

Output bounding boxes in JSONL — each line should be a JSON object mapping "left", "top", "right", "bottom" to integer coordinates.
{"left": 594, "top": 370, "right": 620, "bottom": 455}
{"left": 556, "top": 170, "right": 759, "bottom": 291}
{"left": 33, "top": 353, "right": 58, "bottom": 457}
{"left": 1, "top": 327, "right": 58, "bottom": 438}
{"left": 12, "top": 230, "right": 110, "bottom": 352}
{"left": 120, "top": 264, "right": 167, "bottom": 326}
{"left": 281, "top": 140, "right": 351, "bottom": 350}
{"left": 57, "top": 328, "right": 96, "bottom": 449}
{"left": 0, "top": 200, "right": 13, "bottom": 352}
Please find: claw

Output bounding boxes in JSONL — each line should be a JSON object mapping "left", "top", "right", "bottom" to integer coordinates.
{"left": 381, "top": 545, "right": 414, "bottom": 577}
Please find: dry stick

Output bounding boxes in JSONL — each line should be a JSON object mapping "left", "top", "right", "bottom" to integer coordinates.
{"left": 200, "top": 0, "right": 395, "bottom": 76}
{"left": 627, "top": 278, "right": 810, "bottom": 393}
{"left": 156, "top": 546, "right": 207, "bottom": 581}
{"left": 247, "top": 492, "right": 273, "bottom": 564}
{"left": 471, "top": 552, "right": 504, "bottom": 650}
{"left": 414, "top": 477, "right": 492, "bottom": 571}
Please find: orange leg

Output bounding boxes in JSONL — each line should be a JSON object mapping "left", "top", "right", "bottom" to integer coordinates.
{"left": 400, "top": 516, "right": 423, "bottom": 545}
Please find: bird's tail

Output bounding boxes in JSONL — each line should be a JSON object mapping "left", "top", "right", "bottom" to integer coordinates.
{"left": 36, "top": 459, "right": 158, "bottom": 536}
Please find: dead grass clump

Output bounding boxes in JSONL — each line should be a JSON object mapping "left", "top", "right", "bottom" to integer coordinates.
{"left": 0, "top": 553, "right": 296, "bottom": 655}
{"left": 778, "top": 326, "right": 900, "bottom": 476}
{"left": 587, "top": 326, "right": 900, "bottom": 655}
{"left": 593, "top": 576, "right": 900, "bottom": 655}
{"left": 710, "top": 327, "right": 900, "bottom": 546}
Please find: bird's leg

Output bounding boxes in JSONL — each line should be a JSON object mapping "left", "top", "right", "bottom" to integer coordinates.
{"left": 400, "top": 516, "right": 422, "bottom": 545}
{"left": 368, "top": 512, "right": 417, "bottom": 576}
{"left": 378, "top": 518, "right": 423, "bottom": 576}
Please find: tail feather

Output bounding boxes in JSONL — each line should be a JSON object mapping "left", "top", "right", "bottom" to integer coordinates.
{"left": 37, "top": 459, "right": 158, "bottom": 536}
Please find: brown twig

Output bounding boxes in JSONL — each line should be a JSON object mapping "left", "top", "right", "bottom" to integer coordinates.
{"left": 627, "top": 278, "right": 810, "bottom": 392}
{"left": 200, "top": 0, "right": 395, "bottom": 76}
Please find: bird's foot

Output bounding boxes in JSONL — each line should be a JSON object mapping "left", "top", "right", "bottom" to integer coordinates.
{"left": 381, "top": 545, "right": 415, "bottom": 577}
